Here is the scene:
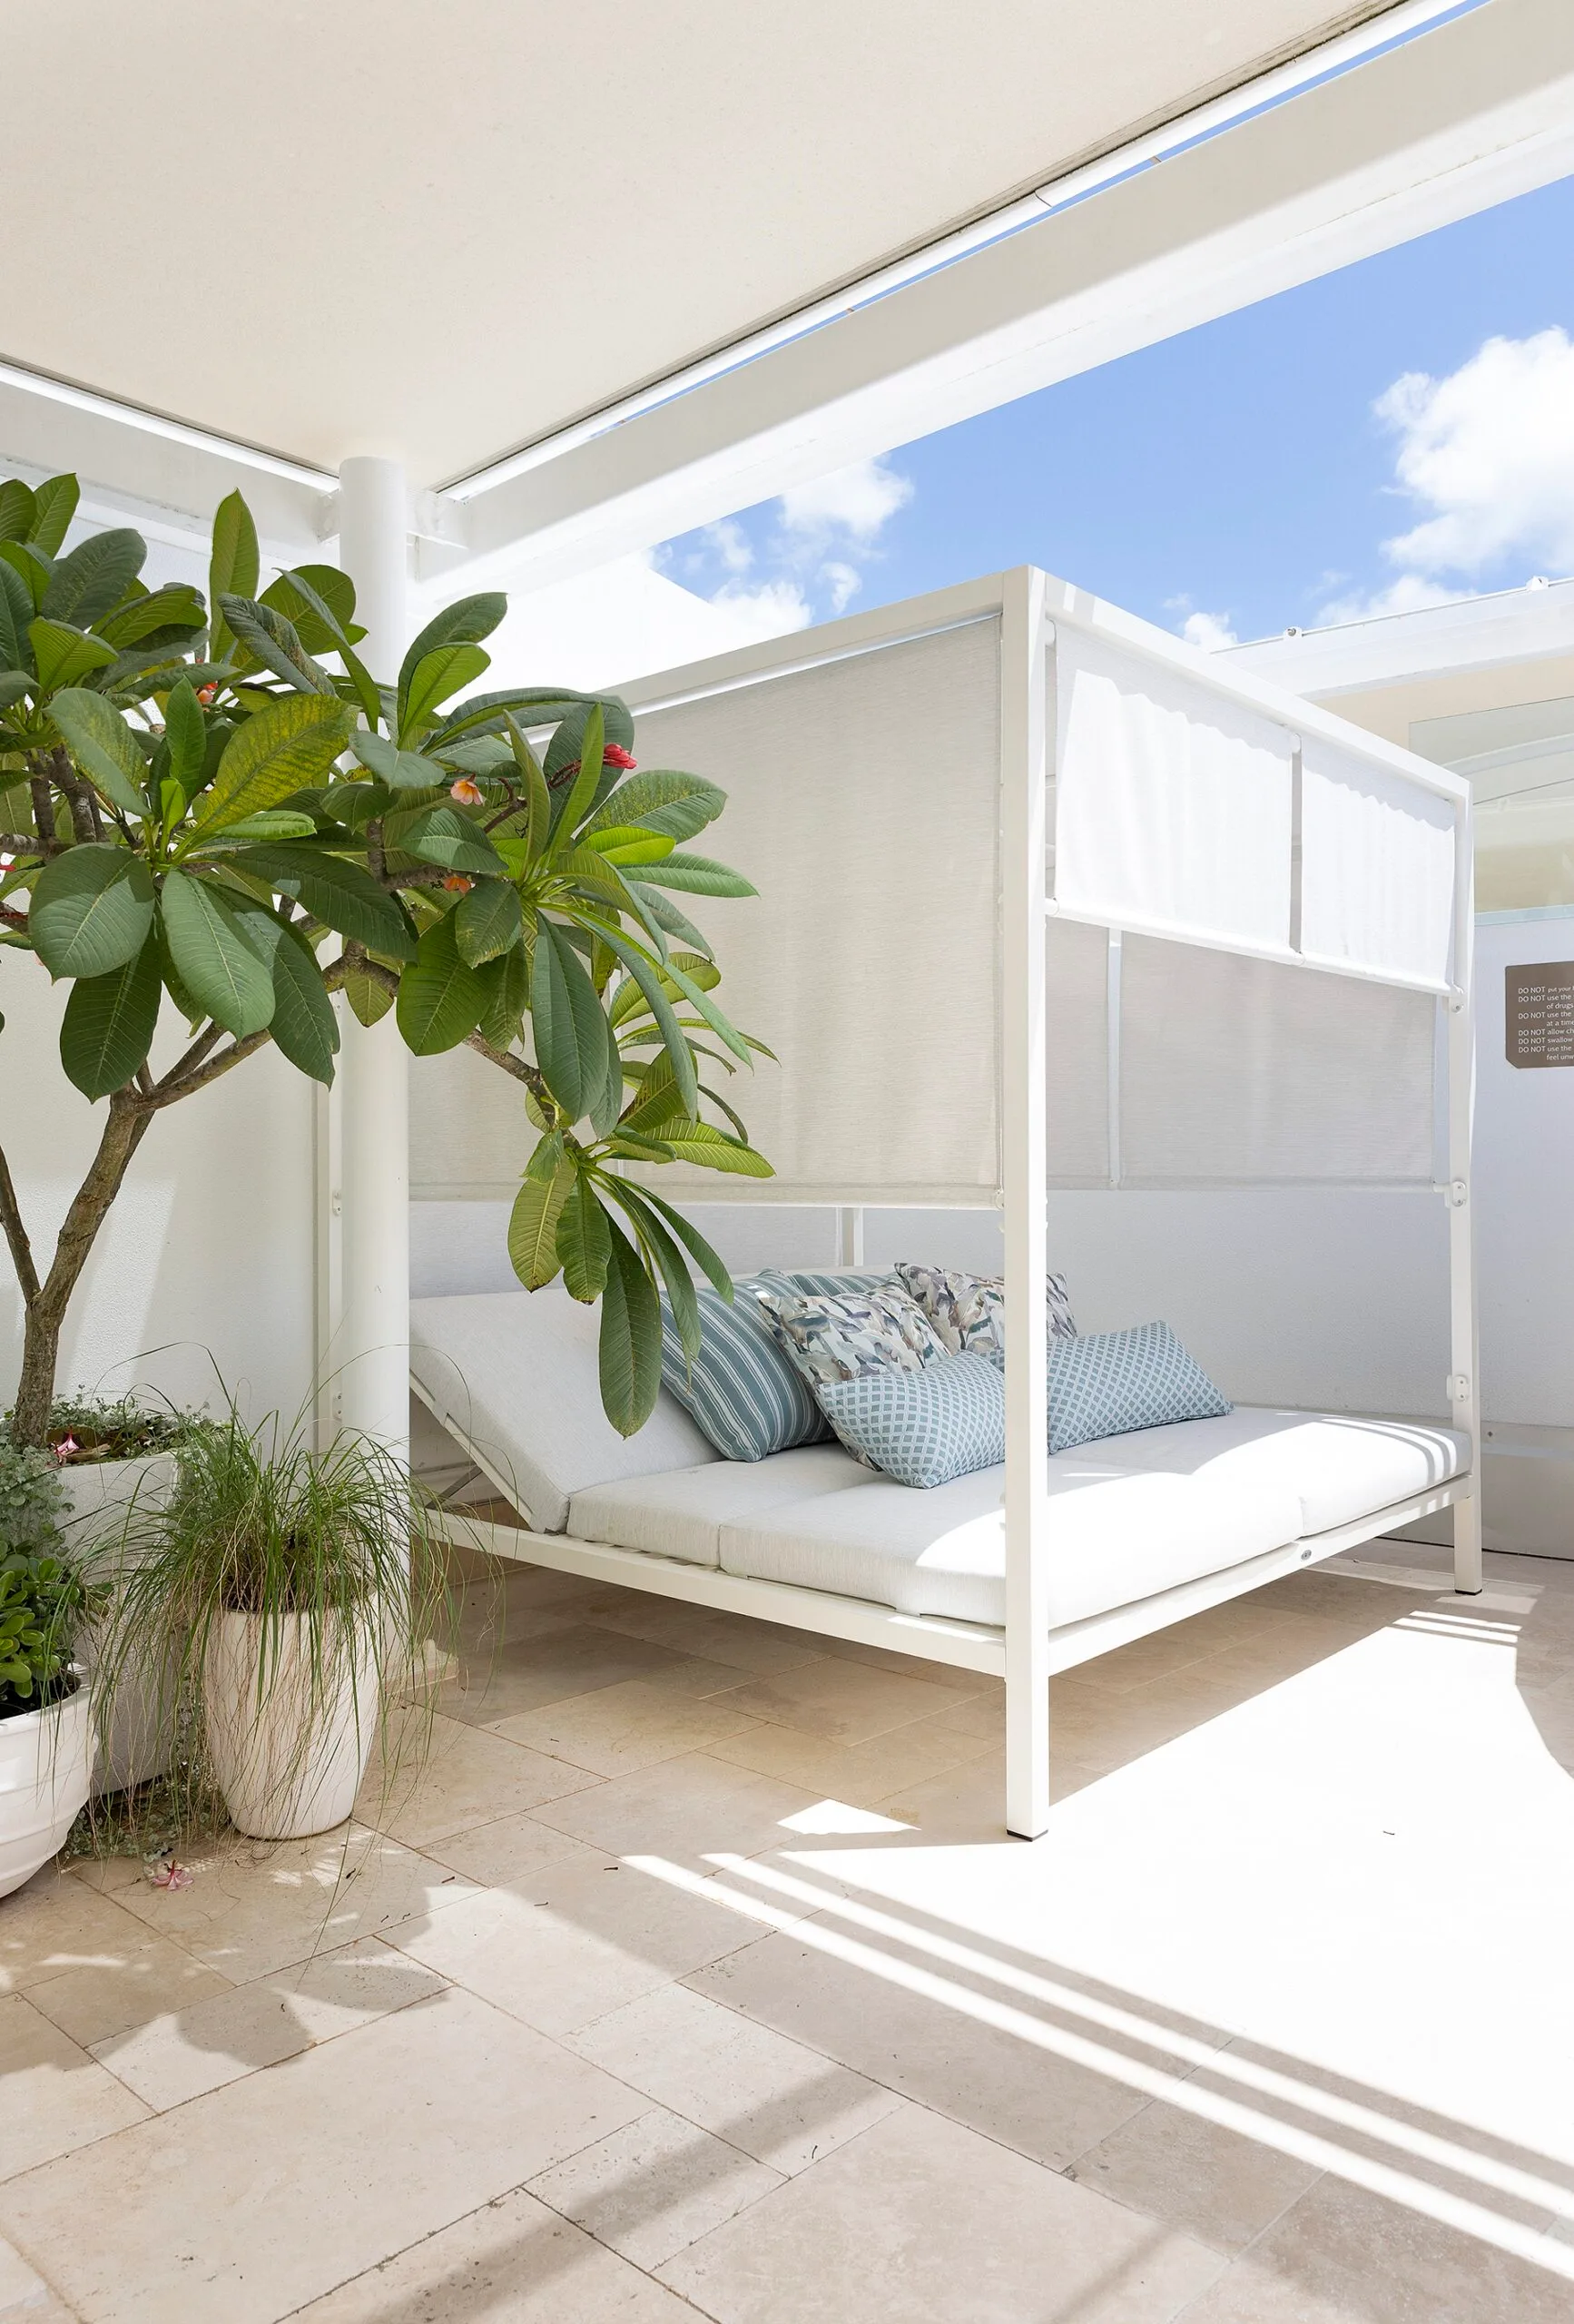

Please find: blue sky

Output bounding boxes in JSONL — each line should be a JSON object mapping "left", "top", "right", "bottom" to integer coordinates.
{"left": 656, "top": 170, "right": 1574, "bottom": 649}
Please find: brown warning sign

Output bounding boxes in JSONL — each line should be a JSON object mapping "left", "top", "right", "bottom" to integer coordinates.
{"left": 1506, "top": 960, "right": 1574, "bottom": 1068}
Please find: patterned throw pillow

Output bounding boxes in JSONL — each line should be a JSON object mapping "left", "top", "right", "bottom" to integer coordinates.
{"left": 1045, "top": 1321, "right": 1231, "bottom": 1454}
{"left": 895, "top": 1260, "right": 1077, "bottom": 1357}
{"left": 818, "top": 1353, "right": 1005, "bottom": 1486}
{"left": 658, "top": 1279, "right": 829, "bottom": 1462}
{"left": 754, "top": 1267, "right": 900, "bottom": 1298}
{"left": 753, "top": 1282, "right": 949, "bottom": 1393}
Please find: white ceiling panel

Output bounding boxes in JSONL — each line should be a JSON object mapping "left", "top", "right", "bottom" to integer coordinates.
{"left": 1, "top": 0, "right": 1402, "bottom": 485}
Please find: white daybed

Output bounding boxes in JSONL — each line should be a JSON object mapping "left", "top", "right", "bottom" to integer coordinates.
{"left": 416, "top": 569, "right": 1481, "bottom": 1838}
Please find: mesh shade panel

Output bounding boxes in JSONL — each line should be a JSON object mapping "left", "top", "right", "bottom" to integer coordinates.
{"left": 1053, "top": 626, "right": 1294, "bottom": 950}
{"left": 1045, "top": 915, "right": 1109, "bottom": 1185}
{"left": 1299, "top": 734, "right": 1456, "bottom": 987}
{"left": 1117, "top": 934, "right": 1438, "bottom": 1186}
{"left": 410, "top": 1045, "right": 535, "bottom": 1198}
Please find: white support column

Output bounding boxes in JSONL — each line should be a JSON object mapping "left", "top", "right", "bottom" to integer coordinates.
{"left": 1447, "top": 797, "right": 1482, "bottom": 1595}
{"left": 834, "top": 1207, "right": 865, "bottom": 1268}
{"left": 1002, "top": 572, "right": 1051, "bottom": 1838}
{"left": 335, "top": 456, "right": 409, "bottom": 1458}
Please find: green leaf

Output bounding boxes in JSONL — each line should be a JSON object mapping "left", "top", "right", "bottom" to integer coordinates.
{"left": 548, "top": 702, "right": 605, "bottom": 851}
{"left": 454, "top": 879, "right": 523, "bottom": 966}
{"left": 626, "top": 881, "right": 713, "bottom": 957}
{"left": 59, "top": 932, "right": 161, "bottom": 1098}
{"left": 544, "top": 695, "right": 635, "bottom": 783}
{"left": 585, "top": 827, "right": 675, "bottom": 866}
{"left": 95, "top": 584, "right": 207, "bottom": 653}
{"left": 0, "top": 560, "right": 31, "bottom": 672}
{"left": 268, "top": 567, "right": 379, "bottom": 724}
{"left": 507, "top": 1160, "right": 573, "bottom": 1290}
{"left": 397, "top": 596, "right": 506, "bottom": 733}
{"left": 592, "top": 924, "right": 698, "bottom": 1117}
{"left": 0, "top": 480, "right": 35, "bottom": 545}
{"left": 27, "top": 620, "right": 115, "bottom": 694}
{"left": 28, "top": 476, "right": 79, "bottom": 556}
{"left": 162, "top": 680, "right": 207, "bottom": 797}
{"left": 398, "top": 644, "right": 490, "bottom": 741}
{"left": 638, "top": 851, "right": 757, "bottom": 897}
{"left": 395, "top": 910, "right": 489, "bottom": 1053}
{"left": 657, "top": 950, "right": 753, "bottom": 1065}
{"left": 231, "top": 907, "right": 339, "bottom": 1083}
{"left": 351, "top": 731, "right": 441, "bottom": 791}
{"left": 586, "top": 770, "right": 725, "bottom": 842}
{"left": 597, "top": 1221, "right": 664, "bottom": 1433}
{"left": 532, "top": 920, "right": 610, "bottom": 1123}
{"left": 343, "top": 963, "right": 395, "bottom": 1026}
{"left": 476, "top": 938, "right": 528, "bottom": 1049}
{"left": 657, "top": 1120, "right": 774, "bottom": 1177}
{"left": 42, "top": 528, "right": 145, "bottom": 629}
{"left": 197, "top": 694, "right": 353, "bottom": 832}
{"left": 47, "top": 689, "right": 149, "bottom": 817}
{"left": 629, "top": 1183, "right": 734, "bottom": 1300}
{"left": 29, "top": 846, "right": 155, "bottom": 979}
{"left": 227, "top": 842, "right": 418, "bottom": 958}
{"left": 218, "top": 595, "right": 333, "bottom": 694}
{"left": 504, "top": 714, "right": 552, "bottom": 860}
{"left": 160, "top": 870, "right": 275, "bottom": 1036}
{"left": 208, "top": 491, "right": 259, "bottom": 665}
{"left": 389, "top": 803, "right": 506, "bottom": 877}
{"left": 213, "top": 809, "right": 319, "bottom": 842}
{"left": 0, "top": 542, "right": 52, "bottom": 613}
{"left": 605, "top": 1182, "right": 702, "bottom": 1362}
{"left": 556, "top": 1173, "right": 612, "bottom": 1302}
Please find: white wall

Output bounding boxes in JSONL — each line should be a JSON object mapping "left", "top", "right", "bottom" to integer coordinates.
{"left": 0, "top": 966, "right": 317, "bottom": 1425}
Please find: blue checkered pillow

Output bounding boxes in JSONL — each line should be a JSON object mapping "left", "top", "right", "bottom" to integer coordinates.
{"left": 817, "top": 1352, "right": 1004, "bottom": 1488}
{"left": 659, "top": 1278, "right": 829, "bottom": 1462}
{"left": 1043, "top": 1322, "right": 1230, "bottom": 1454}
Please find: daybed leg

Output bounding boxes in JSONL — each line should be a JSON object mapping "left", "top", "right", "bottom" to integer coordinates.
{"left": 1452, "top": 1492, "right": 1483, "bottom": 1597}
{"left": 1006, "top": 1663, "right": 1050, "bottom": 1839}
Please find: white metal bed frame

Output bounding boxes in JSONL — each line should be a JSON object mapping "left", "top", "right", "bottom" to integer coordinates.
{"left": 427, "top": 568, "right": 1481, "bottom": 1841}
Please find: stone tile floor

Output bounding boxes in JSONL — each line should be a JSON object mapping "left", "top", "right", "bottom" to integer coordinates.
{"left": 4, "top": 1535, "right": 1574, "bottom": 2320}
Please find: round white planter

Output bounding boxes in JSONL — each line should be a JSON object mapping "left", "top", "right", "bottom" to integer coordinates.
{"left": 0, "top": 1683, "right": 93, "bottom": 1900}
{"left": 56, "top": 1452, "right": 178, "bottom": 1796}
{"left": 202, "top": 1611, "right": 380, "bottom": 1841}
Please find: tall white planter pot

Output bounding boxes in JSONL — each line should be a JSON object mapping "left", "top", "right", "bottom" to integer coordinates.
{"left": 0, "top": 1683, "right": 93, "bottom": 1899}
{"left": 202, "top": 1612, "right": 380, "bottom": 1841}
{"left": 56, "top": 1454, "right": 178, "bottom": 1794}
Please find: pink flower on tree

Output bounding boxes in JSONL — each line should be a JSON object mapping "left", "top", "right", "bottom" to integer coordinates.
{"left": 448, "top": 777, "right": 484, "bottom": 805}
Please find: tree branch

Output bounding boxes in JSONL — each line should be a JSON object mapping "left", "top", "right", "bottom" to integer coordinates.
{"left": 138, "top": 1025, "right": 278, "bottom": 1110}
{"left": 465, "top": 1028, "right": 552, "bottom": 1110}
{"left": 0, "top": 833, "right": 41, "bottom": 856}
{"left": 0, "top": 1140, "right": 40, "bottom": 1305}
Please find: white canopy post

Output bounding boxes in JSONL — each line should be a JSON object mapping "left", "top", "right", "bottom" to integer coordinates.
{"left": 1002, "top": 569, "right": 1051, "bottom": 1840}
{"left": 1449, "top": 813, "right": 1483, "bottom": 1596}
{"left": 336, "top": 454, "right": 410, "bottom": 1457}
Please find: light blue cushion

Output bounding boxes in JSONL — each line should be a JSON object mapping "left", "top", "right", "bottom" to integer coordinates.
{"left": 658, "top": 1279, "right": 828, "bottom": 1462}
{"left": 817, "top": 1352, "right": 1005, "bottom": 1488}
{"left": 754, "top": 1267, "right": 900, "bottom": 1297}
{"left": 1041, "top": 1322, "right": 1231, "bottom": 1454}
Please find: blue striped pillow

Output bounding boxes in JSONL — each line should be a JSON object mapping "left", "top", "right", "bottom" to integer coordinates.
{"left": 658, "top": 1278, "right": 829, "bottom": 1462}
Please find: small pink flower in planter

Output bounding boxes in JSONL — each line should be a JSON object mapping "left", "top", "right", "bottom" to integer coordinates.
{"left": 448, "top": 777, "right": 485, "bottom": 805}
{"left": 53, "top": 1435, "right": 80, "bottom": 1463}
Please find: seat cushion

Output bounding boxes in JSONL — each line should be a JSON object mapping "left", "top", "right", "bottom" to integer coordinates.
{"left": 410, "top": 1288, "right": 719, "bottom": 1534}
{"left": 720, "top": 1447, "right": 1303, "bottom": 1630}
{"left": 1106, "top": 1407, "right": 1468, "bottom": 1536}
{"left": 567, "top": 1445, "right": 872, "bottom": 1568}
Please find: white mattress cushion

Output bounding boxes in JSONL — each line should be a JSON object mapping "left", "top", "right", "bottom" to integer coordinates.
{"left": 409, "top": 1288, "right": 719, "bottom": 1534}
{"left": 1104, "top": 1407, "right": 1467, "bottom": 1536}
{"left": 720, "top": 1445, "right": 1304, "bottom": 1630}
{"left": 567, "top": 1445, "right": 873, "bottom": 1570}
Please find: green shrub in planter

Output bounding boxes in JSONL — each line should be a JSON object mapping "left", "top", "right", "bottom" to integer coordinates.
{"left": 0, "top": 1551, "right": 91, "bottom": 1717}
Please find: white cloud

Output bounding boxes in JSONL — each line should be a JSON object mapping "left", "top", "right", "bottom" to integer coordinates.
{"left": 710, "top": 579, "right": 814, "bottom": 642}
{"left": 821, "top": 559, "right": 862, "bottom": 615}
{"left": 702, "top": 517, "right": 755, "bottom": 575}
{"left": 1178, "top": 608, "right": 1237, "bottom": 651}
{"left": 778, "top": 457, "right": 914, "bottom": 545}
{"left": 1370, "top": 329, "right": 1574, "bottom": 585}
{"left": 1313, "top": 573, "right": 1470, "bottom": 626}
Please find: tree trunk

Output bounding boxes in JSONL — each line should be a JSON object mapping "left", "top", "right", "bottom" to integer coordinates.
{"left": 9, "top": 1096, "right": 150, "bottom": 1446}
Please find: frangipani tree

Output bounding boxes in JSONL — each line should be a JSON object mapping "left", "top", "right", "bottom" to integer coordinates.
{"left": 0, "top": 473, "right": 770, "bottom": 1446}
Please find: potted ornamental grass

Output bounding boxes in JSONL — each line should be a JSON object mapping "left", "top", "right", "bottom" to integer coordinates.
{"left": 94, "top": 1399, "right": 448, "bottom": 1841}
{"left": 0, "top": 1442, "right": 96, "bottom": 1895}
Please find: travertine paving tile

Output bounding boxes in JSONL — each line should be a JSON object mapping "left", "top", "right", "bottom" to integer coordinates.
{"left": 422, "top": 1813, "right": 615, "bottom": 1891}
{"left": 527, "top": 2105, "right": 782, "bottom": 2270}
{"left": 0, "top": 1996, "right": 149, "bottom": 2177}
{"left": 567, "top": 1981, "right": 902, "bottom": 2174}
{"left": 0, "top": 1989, "right": 649, "bottom": 2324}
{"left": 72, "top": 1825, "right": 478, "bottom": 1984}
{"left": 658, "top": 2100, "right": 1225, "bottom": 2321}
{"left": 89, "top": 1936, "right": 446, "bottom": 2110}
{"left": 531, "top": 1751, "right": 824, "bottom": 1860}
{"left": 288, "top": 2185, "right": 699, "bottom": 2321}
{"left": 1177, "top": 2175, "right": 1574, "bottom": 2322}
{"left": 22, "top": 1925, "right": 231, "bottom": 2049}
{"left": 706, "top": 1709, "right": 995, "bottom": 1809}
{"left": 689, "top": 1928, "right": 1148, "bottom": 2170}
{"left": 0, "top": 1867, "right": 160, "bottom": 1997}
{"left": 812, "top": 1636, "right": 1002, "bottom": 1694}
{"left": 577, "top": 1591, "right": 827, "bottom": 1675}
{"left": 712, "top": 1659, "right": 967, "bottom": 1746}
{"left": 437, "top": 1620, "right": 709, "bottom": 1726}
{"left": 363, "top": 1712, "right": 599, "bottom": 1847}
{"left": 873, "top": 1744, "right": 1099, "bottom": 1836}
{"left": 492, "top": 1678, "right": 762, "bottom": 1777}
{"left": 391, "top": 1856, "right": 761, "bottom": 2036}
{"left": 1068, "top": 2090, "right": 1323, "bottom": 2251}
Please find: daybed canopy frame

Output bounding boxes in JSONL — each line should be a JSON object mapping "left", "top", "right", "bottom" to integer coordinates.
{"left": 425, "top": 567, "right": 1478, "bottom": 1841}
